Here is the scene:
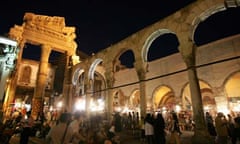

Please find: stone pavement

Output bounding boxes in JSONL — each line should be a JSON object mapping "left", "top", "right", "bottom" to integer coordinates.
{"left": 9, "top": 130, "right": 194, "bottom": 144}
{"left": 119, "top": 130, "right": 193, "bottom": 144}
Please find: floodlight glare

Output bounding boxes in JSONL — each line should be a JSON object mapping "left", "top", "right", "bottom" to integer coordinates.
{"left": 0, "top": 36, "right": 17, "bottom": 46}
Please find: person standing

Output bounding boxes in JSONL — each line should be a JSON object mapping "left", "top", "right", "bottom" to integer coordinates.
{"left": 114, "top": 112, "right": 122, "bottom": 133}
{"left": 68, "top": 111, "right": 86, "bottom": 144}
{"left": 205, "top": 112, "right": 217, "bottom": 139}
{"left": 232, "top": 116, "right": 240, "bottom": 144}
{"left": 46, "top": 112, "right": 73, "bottom": 144}
{"left": 215, "top": 112, "right": 229, "bottom": 144}
{"left": 20, "top": 111, "right": 34, "bottom": 144}
{"left": 144, "top": 113, "right": 154, "bottom": 144}
{"left": 154, "top": 113, "right": 166, "bottom": 144}
{"left": 168, "top": 111, "right": 181, "bottom": 144}
{"left": 140, "top": 116, "right": 146, "bottom": 143}
{"left": 227, "top": 114, "right": 235, "bottom": 144}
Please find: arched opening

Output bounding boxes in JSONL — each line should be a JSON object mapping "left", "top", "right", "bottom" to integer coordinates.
{"left": 129, "top": 89, "right": 140, "bottom": 112}
{"left": 194, "top": 6, "right": 240, "bottom": 46}
{"left": 182, "top": 81, "right": 215, "bottom": 113}
{"left": 115, "top": 50, "right": 135, "bottom": 70}
{"left": 225, "top": 72, "right": 240, "bottom": 113}
{"left": 113, "top": 89, "right": 126, "bottom": 112}
{"left": 153, "top": 85, "right": 175, "bottom": 111}
{"left": 147, "top": 33, "right": 179, "bottom": 61}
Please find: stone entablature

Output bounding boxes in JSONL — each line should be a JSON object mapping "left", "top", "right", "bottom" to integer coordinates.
{"left": 6, "top": 12, "right": 79, "bottom": 119}
{"left": 21, "top": 13, "right": 77, "bottom": 55}
{"left": 9, "top": 13, "right": 78, "bottom": 59}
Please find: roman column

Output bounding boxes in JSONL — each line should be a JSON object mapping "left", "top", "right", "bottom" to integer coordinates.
{"left": 32, "top": 45, "right": 51, "bottom": 119}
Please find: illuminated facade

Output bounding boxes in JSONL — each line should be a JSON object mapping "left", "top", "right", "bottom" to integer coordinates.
{"left": 1, "top": 1, "right": 239, "bottom": 142}
{"left": 7, "top": 12, "right": 79, "bottom": 119}
{"left": 70, "top": 0, "right": 240, "bottom": 116}
{"left": 0, "top": 36, "right": 18, "bottom": 121}
{"left": 69, "top": 0, "right": 239, "bottom": 143}
{"left": 12, "top": 59, "right": 56, "bottom": 114}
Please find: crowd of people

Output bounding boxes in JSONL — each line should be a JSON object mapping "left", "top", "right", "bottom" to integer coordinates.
{"left": 0, "top": 108, "right": 240, "bottom": 144}
{"left": 206, "top": 111, "right": 240, "bottom": 144}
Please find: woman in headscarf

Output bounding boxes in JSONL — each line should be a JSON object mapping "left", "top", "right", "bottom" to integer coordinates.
{"left": 154, "top": 113, "right": 166, "bottom": 144}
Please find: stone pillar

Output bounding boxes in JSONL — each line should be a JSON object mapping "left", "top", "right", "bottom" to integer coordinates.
{"left": 179, "top": 44, "right": 213, "bottom": 144}
{"left": 85, "top": 78, "right": 92, "bottom": 119}
{"left": 134, "top": 60, "right": 147, "bottom": 117}
{"left": 139, "top": 73, "right": 147, "bottom": 117}
{"left": 105, "top": 68, "right": 114, "bottom": 120}
{"left": 82, "top": 68, "right": 91, "bottom": 119}
{"left": 32, "top": 45, "right": 51, "bottom": 119}
{"left": 107, "top": 89, "right": 114, "bottom": 120}
{"left": 62, "top": 54, "right": 72, "bottom": 112}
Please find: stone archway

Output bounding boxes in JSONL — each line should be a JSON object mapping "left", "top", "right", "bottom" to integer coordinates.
{"left": 225, "top": 72, "right": 240, "bottom": 113}
{"left": 182, "top": 81, "right": 215, "bottom": 111}
{"left": 152, "top": 85, "right": 176, "bottom": 111}
{"left": 7, "top": 12, "right": 79, "bottom": 118}
{"left": 129, "top": 89, "right": 140, "bottom": 111}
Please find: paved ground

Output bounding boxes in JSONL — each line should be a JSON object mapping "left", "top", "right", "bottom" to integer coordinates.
{"left": 9, "top": 130, "right": 194, "bottom": 144}
{"left": 119, "top": 130, "right": 193, "bottom": 144}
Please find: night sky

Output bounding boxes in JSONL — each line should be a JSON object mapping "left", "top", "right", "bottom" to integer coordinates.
{"left": 0, "top": 0, "right": 195, "bottom": 55}
{"left": 0, "top": 0, "right": 239, "bottom": 65}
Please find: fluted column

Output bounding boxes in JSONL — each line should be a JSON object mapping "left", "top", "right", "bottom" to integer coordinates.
{"left": 32, "top": 45, "right": 51, "bottom": 119}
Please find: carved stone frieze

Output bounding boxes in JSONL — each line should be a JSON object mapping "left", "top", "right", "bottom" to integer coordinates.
{"left": 10, "top": 12, "right": 77, "bottom": 55}
{"left": 8, "top": 25, "right": 24, "bottom": 42}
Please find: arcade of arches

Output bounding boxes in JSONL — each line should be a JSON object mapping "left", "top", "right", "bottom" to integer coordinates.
{"left": 2, "top": 0, "right": 240, "bottom": 130}
{"left": 70, "top": 0, "right": 240, "bottom": 120}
